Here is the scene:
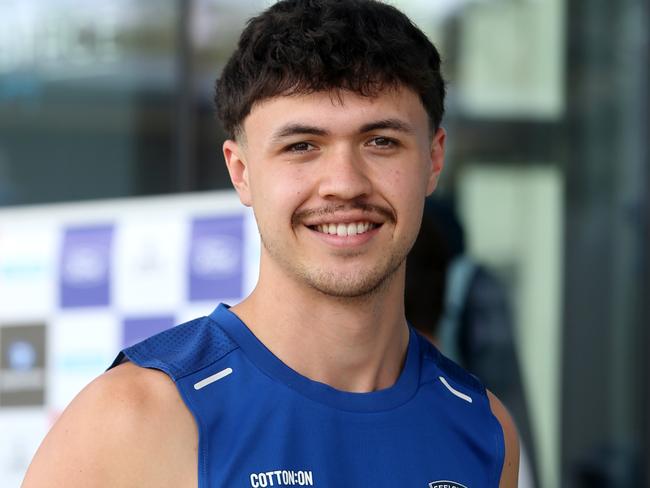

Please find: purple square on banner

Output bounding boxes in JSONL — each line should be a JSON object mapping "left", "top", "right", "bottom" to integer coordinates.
{"left": 123, "top": 316, "right": 176, "bottom": 348}
{"left": 188, "top": 215, "right": 243, "bottom": 301}
{"left": 60, "top": 225, "right": 113, "bottom": 308}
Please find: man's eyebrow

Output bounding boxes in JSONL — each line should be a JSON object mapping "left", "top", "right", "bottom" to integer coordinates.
{"left": 270, "top": 119, "right": 415, "bottom": 142}
{"left": 271, "top": 123, "right": 330, "bottom": 141}
{"left": 359, "top": 119, "right": 415, "bottom": 134}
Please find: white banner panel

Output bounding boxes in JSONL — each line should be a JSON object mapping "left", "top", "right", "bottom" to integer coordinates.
{"left": 0, "top": 190, "right": 259, "bottom": 487}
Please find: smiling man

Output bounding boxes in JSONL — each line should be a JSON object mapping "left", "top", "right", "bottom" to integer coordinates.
{"left": 23, "top": 1, "right": 518, "bottom": 487}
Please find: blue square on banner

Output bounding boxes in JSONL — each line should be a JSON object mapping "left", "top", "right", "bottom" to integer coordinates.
{"left": 188, "top": 215, "right": 244, "bottom": 301}
{"left": 122, "top": 316, "right": 176, "bottom": 348}
{"left": 59, "top": 225, "right": 113, "bottom": 308}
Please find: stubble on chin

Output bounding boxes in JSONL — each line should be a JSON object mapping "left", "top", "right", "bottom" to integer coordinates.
{"left": 300, "top": 257, "right": 405, "bottom": 299}
{"left": 260, "top": 232, "right": 408, "bottom": 300}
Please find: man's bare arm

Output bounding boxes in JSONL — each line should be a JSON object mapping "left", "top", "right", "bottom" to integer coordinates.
{"left": 488, "top": 390, "right": 520, "bottom": 488}
{"left": 22, "top": 362, "right": 197, "bottom": 488}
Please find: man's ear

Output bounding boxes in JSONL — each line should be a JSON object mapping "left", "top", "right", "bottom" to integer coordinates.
{"left": 223, "top": 139, "right": 252, "bottom": 206}
{"left": 426, "top": 127, "right": 446, "bottom": 195}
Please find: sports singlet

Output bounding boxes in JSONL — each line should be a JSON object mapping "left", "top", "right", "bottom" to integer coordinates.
{"left": 109, "top": 304, "right": 504, "bottom": 488}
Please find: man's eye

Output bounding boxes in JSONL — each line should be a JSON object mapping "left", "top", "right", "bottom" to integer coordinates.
{"left": 368, "top": 137, "right": 396, "bottom": 148}
{"left": 287, "top": 142, "right": 314, "bottom": 152}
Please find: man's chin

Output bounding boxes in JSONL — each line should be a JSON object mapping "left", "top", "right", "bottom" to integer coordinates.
{"left": 303, "top": 269, "right": 397, "bottom": 300}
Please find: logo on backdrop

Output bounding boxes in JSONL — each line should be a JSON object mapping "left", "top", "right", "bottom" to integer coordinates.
{"left": 0, "top": 324, "right": 46, "bottom": 407}
{"left": 7, "top": 341, "right": 36, "bottom": 371}
{"left": 0, "top": 260, "right": 48, "bottom": 281}
{"left": 122, "top": 316, "right": 176, "bottom": 348}
{"left": 60, "top": 225, "right": 114, "bottom": 308}
{"left": 188, "top": 216, "right": 243, "bottom": 301}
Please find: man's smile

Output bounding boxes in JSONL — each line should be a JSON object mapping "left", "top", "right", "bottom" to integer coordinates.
{"left": 303, "top": 219, "right": 384, "bottom": 249}
{"left": 297, "top": 207, "right": 389, "bottom": 247}
{"left": 311, "top": 222, "right": 379, "bottom": 236}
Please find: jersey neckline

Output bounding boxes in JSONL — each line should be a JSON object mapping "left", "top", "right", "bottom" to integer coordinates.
{"left": 208, "top": 303, "right": 421, "bottom": 413}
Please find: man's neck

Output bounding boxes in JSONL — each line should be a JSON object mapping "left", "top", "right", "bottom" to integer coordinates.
{"left": 230, "top": 266, "right": 410, "bottom": 393}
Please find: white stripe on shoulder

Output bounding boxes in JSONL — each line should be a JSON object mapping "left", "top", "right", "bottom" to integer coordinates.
{"left": 194, "top": 367, "right": 233, "bottom": 390}
{"left": 439, "top": 376, "right": 473, "bottom": 403}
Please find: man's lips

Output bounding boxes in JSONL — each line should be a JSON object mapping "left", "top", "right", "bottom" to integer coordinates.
{"left": 293, "top": 203, "right": 395, "bottom": 229}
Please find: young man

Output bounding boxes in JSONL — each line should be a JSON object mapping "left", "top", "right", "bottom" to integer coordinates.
{"left": 23, "top": 1, "right": 518, "bottom": 487}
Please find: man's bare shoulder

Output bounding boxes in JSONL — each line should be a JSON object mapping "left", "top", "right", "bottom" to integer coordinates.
{"left": 22, "top": 362, "right": 198, "bottom": 488}
{"left": 487, "top": 390, "right": 520, "bottom": 488}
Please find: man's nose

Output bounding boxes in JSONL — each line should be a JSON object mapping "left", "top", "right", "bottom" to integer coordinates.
{"left": 317, "top": 147, "right": 373, "bottom": 201}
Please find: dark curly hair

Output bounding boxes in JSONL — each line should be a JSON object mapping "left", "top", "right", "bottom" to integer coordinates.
{"left": 215, "top": 0, "right": 446, "bottom": 139}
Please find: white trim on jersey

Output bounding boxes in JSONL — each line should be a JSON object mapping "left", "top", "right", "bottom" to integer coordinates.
{"left": 439, "top": 376, "right": 473, "bottom": 403}
{"left": 194, "top": 367, "right": 233, "bottom": 390}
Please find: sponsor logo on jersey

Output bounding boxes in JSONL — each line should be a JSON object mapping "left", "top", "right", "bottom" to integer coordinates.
{"left": 249, "top": 470, "right": 314, "bottom": 487}
{"left": 429, "top": 481, "right": 468, "bottom": 488}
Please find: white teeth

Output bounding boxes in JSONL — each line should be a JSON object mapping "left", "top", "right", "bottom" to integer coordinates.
{"left": 314, "top": 221, "right": 376, "bottom": 236}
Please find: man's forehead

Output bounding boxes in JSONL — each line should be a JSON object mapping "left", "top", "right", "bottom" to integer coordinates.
{"left": 241, "top": 87, "right": 428, "bottom": 136}
{"left": 251, "top": 85, "right": 412, "bottom": 110}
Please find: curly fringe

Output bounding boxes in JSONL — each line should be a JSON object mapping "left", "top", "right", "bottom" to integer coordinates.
{"left": 216, "top": 0, "right": 445, "bottom": 139}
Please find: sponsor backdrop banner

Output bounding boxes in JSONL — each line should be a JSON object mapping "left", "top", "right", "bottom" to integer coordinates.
{"left": 0, "top": 191, "right": 259, "bottom": 487}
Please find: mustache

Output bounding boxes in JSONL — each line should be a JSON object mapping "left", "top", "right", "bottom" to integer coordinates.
{"left": 292, "top": 202, "right": 395, "bottom": 226}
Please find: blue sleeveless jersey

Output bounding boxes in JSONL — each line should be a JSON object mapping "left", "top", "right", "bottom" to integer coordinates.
{"left": 110, "top": 304, "right": 504, "bottom": 488}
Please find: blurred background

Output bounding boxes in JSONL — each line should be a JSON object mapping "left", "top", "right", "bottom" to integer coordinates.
{"left": 0, "top": 0, "right": 647, "bottom": 486}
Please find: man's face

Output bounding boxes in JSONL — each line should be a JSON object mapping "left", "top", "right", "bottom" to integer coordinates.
{"left": 224, "top": 87, "right": 445, "bottom": 298}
